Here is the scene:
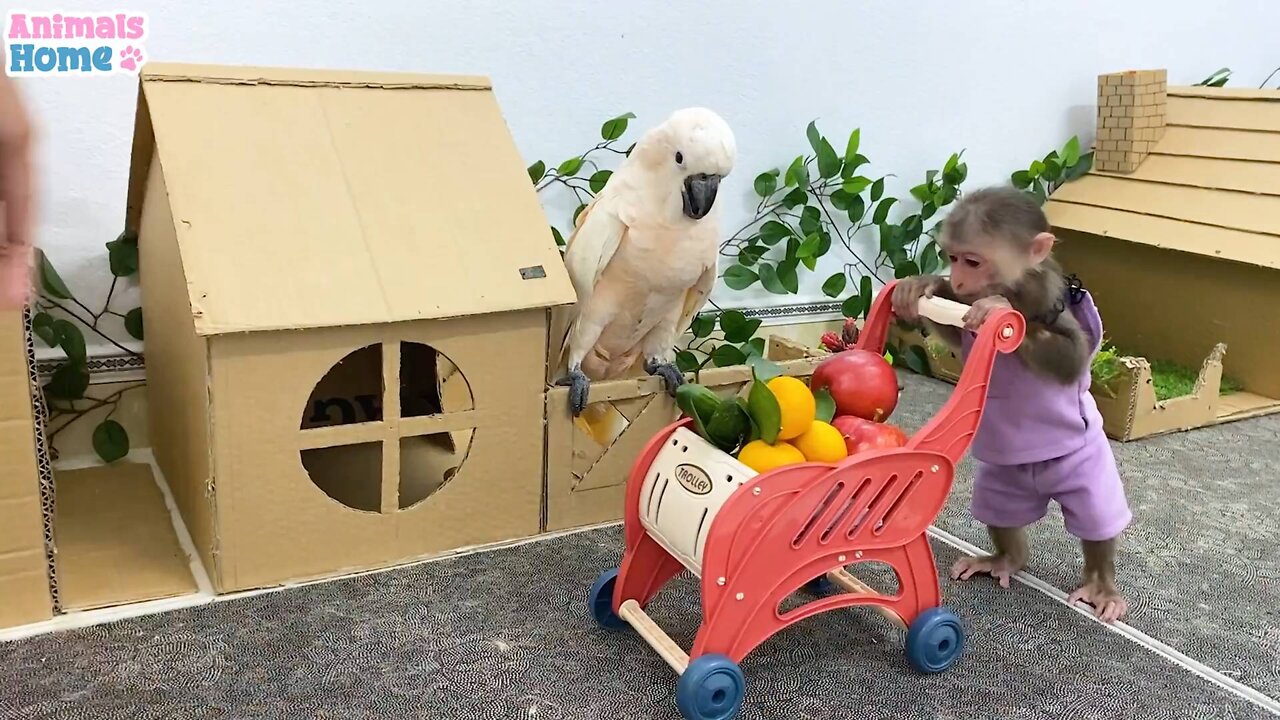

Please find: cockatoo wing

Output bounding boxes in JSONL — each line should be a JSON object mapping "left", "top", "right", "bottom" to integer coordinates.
{"left": 675, "top": 261, "right": 716, "bottom": 344}
{"left": 554, "top": 190, "right": 631, "bottom": 372}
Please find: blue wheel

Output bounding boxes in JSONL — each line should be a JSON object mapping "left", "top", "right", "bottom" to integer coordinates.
{"left": 676, "top": 654, "right": 746, "bottom": 720}
{"left": 803, "top": 574, "right": 834, "bottom": 595}
{"left": 905, "top": 607, "right": 966, "bottom": 673}
{"left": 588, "top": 568, "right": 626, "bottom": 629}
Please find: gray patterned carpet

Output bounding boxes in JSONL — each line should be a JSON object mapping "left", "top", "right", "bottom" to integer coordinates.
{"left": 1, "top": 375, "right": 1278, "bottom": 719}
{"left": 892, "top": 374, "right": 1280, "bottom": 701}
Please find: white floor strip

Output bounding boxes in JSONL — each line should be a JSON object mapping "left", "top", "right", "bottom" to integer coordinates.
{"left": 927, "top": 526, "right": 1280, "bottom": 716}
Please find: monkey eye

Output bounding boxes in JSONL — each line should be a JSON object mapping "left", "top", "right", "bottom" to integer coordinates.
{"left": 964, "top": 258, "right": 981, "bottom": 268}
{"left": 675, "top": 151, "right": 684, "bottom": 165}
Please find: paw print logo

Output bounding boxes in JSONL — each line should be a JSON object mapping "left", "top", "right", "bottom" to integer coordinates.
{"left": 118, "top": 45, "right": 144, "bottom": 73}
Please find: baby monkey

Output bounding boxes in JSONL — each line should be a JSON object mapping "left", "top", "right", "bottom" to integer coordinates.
{"left": 893, "top": 186, "right": 1132, "bottom": 623}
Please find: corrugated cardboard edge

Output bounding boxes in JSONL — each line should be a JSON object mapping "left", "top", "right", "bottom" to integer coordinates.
{"left": 21, "top": 305, "right": 60, "bottom": 613}
{"left": 1168, "top": 86, "right": 1280, "bottom": 102}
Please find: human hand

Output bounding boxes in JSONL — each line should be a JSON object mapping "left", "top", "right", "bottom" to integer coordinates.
{"left": 962, "top": 295, "right": 1011, "bottom": 332}
{"left": 0, "top": 71, "right": 34, "bottom": 310}
{"left": 891, "top": 275, "right": 943, "bottom": 324}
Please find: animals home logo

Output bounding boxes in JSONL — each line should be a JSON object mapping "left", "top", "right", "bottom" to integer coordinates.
{"left": 5, "top": 10, "right": 148, "bottom": 77}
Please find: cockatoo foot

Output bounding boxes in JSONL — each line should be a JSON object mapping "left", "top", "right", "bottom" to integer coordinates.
{"left": 555, "top": 369, "right": 591, "bottom": 416}
{"left": 644, "top": 359, "right": 685, "bottom": 397}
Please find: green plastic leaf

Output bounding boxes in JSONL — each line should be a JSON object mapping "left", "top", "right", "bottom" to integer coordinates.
{"left": 754, "top": 171, "right": 779, "bottom": 198}
{"left": 758, "top": 263, "right": 786, "bottom": 294}
{"left": 797, "top": 233, "right": 822, "bottom": 260}
{"left": 800, "top": 206, "right": 822, "bottom": 236}
{"left": 600, "top": 112, "right": 636, "bottom": 141}
{"left": 92, "top": 419, "right": 130, "bottom": 463}
{"left": 759, "top": 220, "right": 792, "bottom": 245}
{"left": 527, "top": 160, "right": 546, "bottom": 184}
{"left": 1062, "top": 136, "right": 1081, "bottom": 167}
{"left": 737, "top": 244, "right": 766, "bottom": 267}
{"left": 738, "top": 396, "right": 761, "bottom": 444}
{"left": 691, "top": 313, "right": 716, "bottom": 338}
{"left": 748, "top": 354, "right": 783, "bottom": 382}
{"left": 904, "top": 345, "right": 932, "bottom": 377}
{"left": 860, "top": 276, "right": 874, "bottom": 310}
{"left": 919, "top": 241, "right": 942, "bottom": 274}
{"left": 573, "top": 203, "right": 587, "bottom": 225}
{"left": 711, "top": 343, "right": 748, "bottom": 367}
{"left": 589, "top": 170, "right": 613, "bottom": 193}
{"left": 909, "top": 183, "right": 931, "bottom": 203}
{"left": 723, "top": 264, "right": 760, "bottom": 290}
{"left": 705, "top": 401, "right": 750, "bottom": 453}
{"left": 847, "top": 195, "right": 867, "bottom": 225}
{"left": 894, "top": 260, "right": 921, "bottom": 279}
{"left": 777, "top": 259, "right": 800, "bottom": 294}
{"left": 784, "top": 155, "right": 809, "bottom": 189}
{"left": 46, "top": 362, "right": 89, "bottom": 400}
{"left": 719, "top": 310, "right": 758, "bottom": 343}
{"left": 36, "top": 249, "right": 72, "bottom": 300}
{"left": 935, "top": 184, "right": 959, "bottom": 206}
{"left": 675, "top": 383, "right": 719, "bottom": 437}
{"left": 743, "top": 337, "right": 767, "bottom": 358}
{"left": 1029, "top": 160, "right": 1045, "bottom": 178}
{"left": 813, "top": 387, "right": 836, "bottom": 424}
{"left": 551, "top": 226, "right": 566, "bottom": 247}
{"left": 806, "top": 121, "right": 823, "bottom": 154}
{"left": 844, "top": 128, "right": 861, "bottom": 163}
{"left": 557, "top": 156, "right": 585, "bottom": 177}
{"left": 1011, "top": 169, "right": 1032, "bottom": 189}
{"left": 902, "top": 215, "right": 924, "bottom": 242}
{"left": 842, "top": 176, "right": 872, "bottom": 196}
{"left": 878, "top": 223, "right": 905, "bottom": 254}
{"left": 1043, "top": 158, "right": 1063, "bottom": 182}
{"left": 782, "top": 187, "right": 808, "bottom": 209}
{"left": 817, "top": 138, "right": 842, "bottom": 179}
{"left": 870, "top": 178, "right": 886, "bottom": 202}
{"left": 1064, "top": 151, "right": 1094, "bottom": 182}
{"left": 873, "top": 197, "right": 899, "bottom": 225}
{"left": 921, "top": 202, "right": 937, "bottom": 221}
{"left": 747, "top": 368, "right": 782, "bottom": 444}
{"left": 822, "top": 272, "right": 847, "bottom": 298}
{"left": 843, "top": 153, "right": 870, "bottom": 179}
{"left": 943, "top": 152, "right": 959, "bottom": 176}
{"left": 829, "top": 188, "right": 855, "bottom": 211}
{"left": 52, "top": 319, "right": 86, "bottom": 363}
{"left": 675, "top": 350, "right": 701, "bottom": 374}
{"left": 32, "top": 312, "right": 58, "bottom": 347}
{"left": 841, "top": 293, "right": 863, "bottom": 318}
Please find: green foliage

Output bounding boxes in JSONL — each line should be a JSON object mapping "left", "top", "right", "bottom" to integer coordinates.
{"left": 1009, "top": 135, "right": 1092, "bottom": 206}
{"left": 1194, "top": 67, "right": 1232, "bottom": 88}
{"left": 720, "top": 120, "right": 966, "bottom": 323}
{"left": 33, "top": 229, "right": 145, "bottom": 464}
{"left": 1091, "top": 340, "right": 1243, "bottom": 402}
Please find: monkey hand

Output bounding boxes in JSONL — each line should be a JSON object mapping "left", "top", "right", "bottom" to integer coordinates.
{"left": 962, "top": 295, "right": 1012, "bottom": 332}
{"left": 891, "top": 274, "right": 944, "bottom": 323}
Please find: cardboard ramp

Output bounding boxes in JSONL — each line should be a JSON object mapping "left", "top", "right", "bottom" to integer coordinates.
{"left": 53, "top": 463, "right": 197, "bottom": 611}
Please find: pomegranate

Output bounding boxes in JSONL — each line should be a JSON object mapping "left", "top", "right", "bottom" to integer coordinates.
{"left": 810, "top": 348, "right": 900, "bottom": 422}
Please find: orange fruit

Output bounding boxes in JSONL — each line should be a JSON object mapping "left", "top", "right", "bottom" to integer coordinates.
{"left": 792, "top": 420, "right": 848, "bottom": 463}
{"left": 766, "top": 375, "right": 816, "bottom": 440}
{"left": 737, "top": 439, "right": 806, "bottom": 473}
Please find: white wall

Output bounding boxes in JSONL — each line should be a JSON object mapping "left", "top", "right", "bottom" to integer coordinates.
{"left": 10, "top": 0, "right": 1280, "bottom": 355}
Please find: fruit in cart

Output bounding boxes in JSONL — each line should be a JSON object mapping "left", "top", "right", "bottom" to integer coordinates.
{"left": 736, "top": 438, "right": 806, "bottom": 473}
{"left": 675, "top": 383, "right": 751, "bottom": 454}
{"left": 765, "top": 375, "right": 816, "bottom": 440}
{"left": 792, "top": 420, "right": 848, "bottom": 463}
{"left": 832, "top": 414, "right": 908, "bottom": 455}
{"left": 810, "top": 348, "right": 900, "bottom": 422}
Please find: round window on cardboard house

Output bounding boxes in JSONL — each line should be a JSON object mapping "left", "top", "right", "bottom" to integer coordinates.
{"left": 298, "top": 342, "right": 475, "bottom": 513}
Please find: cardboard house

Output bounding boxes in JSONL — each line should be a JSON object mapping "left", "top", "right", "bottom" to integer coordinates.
{"left": 127, "top": 63, "right": 579, "bottom": 593}
{"left": 1045, "top": 69, "right": 1280, "bottom": 440}
{"left": 0, "top": 308, "right": 55, "bottom": 628}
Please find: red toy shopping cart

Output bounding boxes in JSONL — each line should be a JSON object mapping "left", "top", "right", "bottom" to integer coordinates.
{"left": 585, "top": 281, "right": 1026, "bottom": 720}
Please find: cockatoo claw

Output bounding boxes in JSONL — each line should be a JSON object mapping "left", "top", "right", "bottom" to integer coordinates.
{"left": 645, "top": 359, "right": 685, "bottom": 397}
{"left": 555, "top": 369, "right": 591, "bottom": 416}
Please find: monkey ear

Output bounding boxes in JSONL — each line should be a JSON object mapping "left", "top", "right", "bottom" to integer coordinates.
{"left": 1030, "top": 232, "right": 1056, "bottom": 263}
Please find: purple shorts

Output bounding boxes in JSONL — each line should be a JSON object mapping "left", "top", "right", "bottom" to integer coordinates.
{"left": 971, "top": 436, "right": 1132, "bottom": 542}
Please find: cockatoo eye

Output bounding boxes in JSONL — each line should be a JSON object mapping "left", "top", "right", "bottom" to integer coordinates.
{"left": 674, "top": 151, "right": 684, "bottom": 165}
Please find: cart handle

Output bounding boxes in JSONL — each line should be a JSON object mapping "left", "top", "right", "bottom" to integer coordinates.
{"left": 855, "top": 280, "right": 1026, "bottom": 467}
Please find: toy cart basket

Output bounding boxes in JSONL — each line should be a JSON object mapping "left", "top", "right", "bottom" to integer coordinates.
{"left": 585, "top": 281, "right": 1026, "bottom": 720}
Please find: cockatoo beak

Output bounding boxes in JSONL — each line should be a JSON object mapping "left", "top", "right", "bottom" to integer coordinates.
{"left": 681, "top": 173, "right": 721, "bottom": 220}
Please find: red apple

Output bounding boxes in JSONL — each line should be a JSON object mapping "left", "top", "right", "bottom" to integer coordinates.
{"left": 810, "top": 348, "right": 900, "bottom": 422}
{"left": 833, "top": 414, "right": 908, "bottom": 455}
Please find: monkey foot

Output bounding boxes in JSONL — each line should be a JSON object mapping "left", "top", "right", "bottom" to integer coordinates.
{"left": 949, "top": 553, "right": 1025, "bottom": 589}
{"left": 644, "top": 359, "right": 685, "bottom": 396}
{"left": 1068, "top": 579, "right": 1129, "bottom": 623}
{"left": 554, "top": 369, "right": 591, "bottom": 416}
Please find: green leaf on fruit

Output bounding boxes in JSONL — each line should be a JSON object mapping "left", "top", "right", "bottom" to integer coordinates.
{"left": 92, "top": 419, "right": 130, "bottom": 463}
{"left": 747, "top": 367, "right": 782, "bottom": 444}
{"left": 814, "top": 387, "right": 836, "bottom": 424}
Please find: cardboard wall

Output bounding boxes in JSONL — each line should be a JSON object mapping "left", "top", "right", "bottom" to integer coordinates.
{"left": 0, "top": 309, "right": 53, "bottom": 627}
{"left": 1055, "top": 231, "right": 1280, "bottom": 399}
{"left": 205, "top": 309, "right": 548, "bottom": 593}
{"left": 137, "top": 155, "right": 219, "bottom": 581}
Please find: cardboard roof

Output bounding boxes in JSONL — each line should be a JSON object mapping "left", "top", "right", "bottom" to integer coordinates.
{"left": 1045, "top": 86, "right": 1280, "bottom": 271}
{"left": 126, "top": 63, "right": 577, "bottom": 336}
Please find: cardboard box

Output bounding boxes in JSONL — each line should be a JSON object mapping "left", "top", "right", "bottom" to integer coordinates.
{"left": 544, "top": 336, "right": 823, "bottom": 531}
{"left": 1045, "top": 82, "right": 1280, "bottom": 441}
{"left": 0, "top": 308, "right": 55, "bottom": 629}
{"left": 126, "top": 63, "right": 579, "bottom": 593}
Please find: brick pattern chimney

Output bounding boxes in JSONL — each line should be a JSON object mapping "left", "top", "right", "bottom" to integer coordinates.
{"left": 1096, "top": 69, "right": 1168, "bottom": 173}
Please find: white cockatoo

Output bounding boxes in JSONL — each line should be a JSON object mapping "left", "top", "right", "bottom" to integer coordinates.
{"left": 554, "top": 107, "right": 737, "bottom": 417}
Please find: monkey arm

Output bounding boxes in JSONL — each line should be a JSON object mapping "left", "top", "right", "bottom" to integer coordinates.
{"left": 1015, "top": 313, "right": 1091, "bottom": 384}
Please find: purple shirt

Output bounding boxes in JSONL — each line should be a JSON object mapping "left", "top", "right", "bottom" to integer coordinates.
{"left": 960, "top": 290, "right": 1108, "bottom": 466}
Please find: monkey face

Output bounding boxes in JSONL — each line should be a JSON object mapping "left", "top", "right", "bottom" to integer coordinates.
{"left": 943, "top": 231, "right": 1055, "bottom": 301}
